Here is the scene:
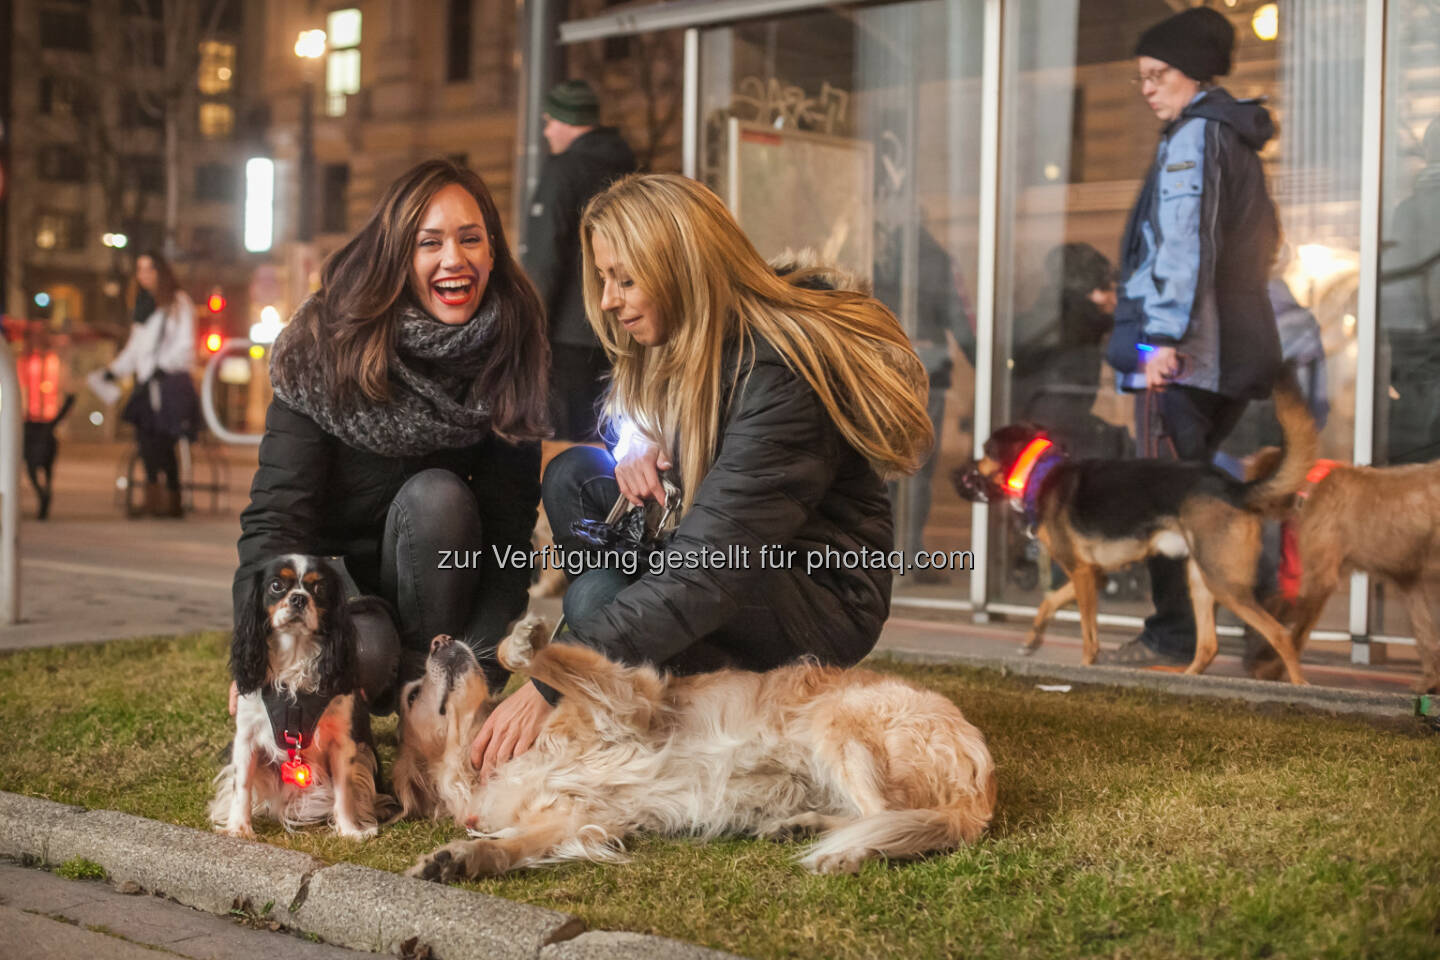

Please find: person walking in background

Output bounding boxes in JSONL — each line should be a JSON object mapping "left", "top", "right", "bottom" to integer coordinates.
{"left": 1378, "top": 116, "right": 1440, "bottom": 463}
{"left": 1011, "top": 242, "right": 1121, "bottom": 459}
{"left": 102, "top": 252, "right": 200, "bottom": 518}
{"left": 1100, "top": 6, "right": 1282, "bottom": 667}
{"left": 523, "top": 79, "right": 637, "bottom": 443}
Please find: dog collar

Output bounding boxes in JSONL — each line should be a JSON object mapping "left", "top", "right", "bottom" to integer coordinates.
{"left": 1297, "top": 459, "right": 1339, "bottom": 505}
{"left": 1007, "top": 439, "right": 1064, "bottom": 528}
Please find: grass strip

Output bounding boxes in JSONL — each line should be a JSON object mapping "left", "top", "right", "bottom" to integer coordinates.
{"left": 2, "top": 632, "right": 1438, "bottom": 959}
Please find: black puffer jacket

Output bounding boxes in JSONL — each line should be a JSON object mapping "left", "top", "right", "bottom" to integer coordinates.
{"left": 523, "top": 127, "right": 637, "bottom": 347}
{"left": 234, "top": 399, "right": 540, "bottom": 646}
{"left": 567, "top": 335, "right": 895, "bottom": 668}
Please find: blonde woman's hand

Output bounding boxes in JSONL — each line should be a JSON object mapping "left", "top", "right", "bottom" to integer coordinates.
{"left": 614, "top": 442, "right": 672, "bottom": 507}
{"left": 469, "top": 682, "right": 554, "bottom": 779}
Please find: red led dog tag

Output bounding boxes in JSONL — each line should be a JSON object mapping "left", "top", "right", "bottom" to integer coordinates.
{"left": 281, "top": 732, "right": 313, "bottom": 789}
{"left": 281, "top": 756, "right": 313, "bottom": 787}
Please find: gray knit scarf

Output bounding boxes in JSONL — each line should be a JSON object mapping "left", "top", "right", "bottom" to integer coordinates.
{"left": 269, "top": 298, "right": 499, "bottom": 457}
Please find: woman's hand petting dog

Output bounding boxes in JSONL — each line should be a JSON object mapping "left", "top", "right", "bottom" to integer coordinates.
{"left": 468, "top": 681, "right": 553, "bottom": 779}
{"left": 614, "top": 441, "right": 671, "bottom": 507}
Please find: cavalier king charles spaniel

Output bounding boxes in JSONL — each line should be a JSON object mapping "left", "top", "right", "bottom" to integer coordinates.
{"left": 397, "top": 617, "right": 996, "bottom": 880}
{"left": 210, "top": 554, "right": 381, "bottom": 839}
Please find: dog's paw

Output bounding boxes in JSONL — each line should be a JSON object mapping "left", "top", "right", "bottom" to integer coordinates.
{"left": 406, "top": 839, "right": 510, "bottom": 883}
{"left": 217, "top": 822, "right": 256, "bottom": 841}
{"left": 498, "top": 615, "right": 550, "bottom": 670}
{"left": 809, "top": 850, "right": 867, "bottom": 875}
{"left": 336, "top": 823, "right": 378, "bottom": 841}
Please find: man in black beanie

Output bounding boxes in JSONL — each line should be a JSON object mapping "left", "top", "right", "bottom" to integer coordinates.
{"left": 523, "top": 79, "right": 637, "bottom": 442}
{"left": 1099, "top": 7, "right": 1284, "bottom": 666}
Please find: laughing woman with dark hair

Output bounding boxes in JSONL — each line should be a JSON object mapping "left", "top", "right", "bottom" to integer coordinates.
{"left": 231, "top": 158, "right": 549, "bottom": 715}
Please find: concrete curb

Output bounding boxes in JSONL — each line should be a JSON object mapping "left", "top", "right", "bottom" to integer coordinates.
{"left": 875, "top": 645, "right": 1420, "bottom": 718}
{"left": 0, "top": 791, "right": 745, "bottom": 959}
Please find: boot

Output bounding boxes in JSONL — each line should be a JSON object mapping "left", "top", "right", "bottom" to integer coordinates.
{"left": 162, "top": 487, "right": 184, "bottom": 518}
{"left": 143, "top": 482, "right": 166, "bottom": 517}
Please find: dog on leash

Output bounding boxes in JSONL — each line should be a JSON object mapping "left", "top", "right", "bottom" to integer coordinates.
{"left": 396, "top": 618, "right": 996, "bottom": 880}
{"left": 211, "top": 554, "right": 382, "bottom": 839}
{"left": 953, "top": 379, "right": 1317, "bottom": 683}
{"left": 1244, "top": 451, "right": 1440, "bottom": 692}
{"left": 24, "top": 393, "right": 76, "bottom": 520}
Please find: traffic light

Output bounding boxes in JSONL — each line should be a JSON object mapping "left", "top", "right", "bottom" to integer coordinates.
{"left": 207, "top": 289, "right": 227, "bottom": 314}
{"left": 204, "top": 331, "right": 223, "bottom": 353}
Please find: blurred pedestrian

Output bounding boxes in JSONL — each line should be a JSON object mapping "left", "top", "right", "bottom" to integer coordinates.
{"left": 524, "top": 79, "right": 637, "bottom": 442}
{"left": 232, "top": 158, "right": 549, "bottom": 716}
{"left": 1378, "top": 116, "right": 1440, "bottom": 463}
{"left": 1012, "top": 242, "right": 1122, "bottom": 458}
{"left": 1100, "top": 6, "right": 1282, "bottom": 667}
{"left": 103, "top": 252, "right": 200, "bottom": 518}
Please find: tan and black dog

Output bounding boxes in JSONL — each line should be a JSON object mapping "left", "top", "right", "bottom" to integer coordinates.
{"left": 954, "top": 380, "right": 1317, "bottom": 683}
{"left": 1244, "top": 450, "right": 1440, "bottom": 692}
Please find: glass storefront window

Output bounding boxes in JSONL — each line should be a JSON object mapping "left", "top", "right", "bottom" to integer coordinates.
{"left": 1373, "top": 0, "right": 1440, "bottom": 640}
{"left": 699, "top": 1, "right": 986, "bottom": 595}
{"left": 990, "top": 1, "right": 1363, "bottom": 640}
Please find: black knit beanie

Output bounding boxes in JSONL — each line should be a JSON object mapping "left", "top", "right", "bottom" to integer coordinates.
{"left": 1135, "top": 7, "right": 1235, "bottom": 82}
{"left": 544, "top": 79, "right": 599, "bottom": 127}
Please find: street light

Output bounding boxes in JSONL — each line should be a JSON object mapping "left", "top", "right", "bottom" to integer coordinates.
{"left": 294, "top": 29, "right": 327, "bottom": 243}
{"left": 294, "top": 29, "right": 327, "bottom": 60}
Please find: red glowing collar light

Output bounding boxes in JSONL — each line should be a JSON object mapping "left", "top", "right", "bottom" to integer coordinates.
{"left": 1006, "top": 437, "right": 1055, "bottom": 496}
{"left": 281, "top": 732, "right": 313, "bottom": 789}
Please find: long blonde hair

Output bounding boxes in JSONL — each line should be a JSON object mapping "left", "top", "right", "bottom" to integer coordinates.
{"left": 580, "top": 174, "right": 933, "bottom": 511}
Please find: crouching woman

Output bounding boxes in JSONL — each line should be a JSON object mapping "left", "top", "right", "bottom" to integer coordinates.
{"left": 232, "top": 158, "right": 549, "bottom": 712}
{"left": 471, "top": 172, "right": 934, "bottom": 773}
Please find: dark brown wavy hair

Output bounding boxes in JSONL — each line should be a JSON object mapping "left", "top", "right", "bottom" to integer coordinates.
{"left": 134, "top": 250, "right": 180, "bottom": 309}
{"left": 296, "top": 158, "right": 549, "bottom": 441}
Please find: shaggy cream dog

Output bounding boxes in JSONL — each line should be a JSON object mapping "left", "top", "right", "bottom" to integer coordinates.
{"left": 396, "top": 617, "right": 996, "bottom": 879}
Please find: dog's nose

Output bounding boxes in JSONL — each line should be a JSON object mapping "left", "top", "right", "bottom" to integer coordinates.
{"left": 431, "top": 634, "right": 454, "bottom": 653}
{"left": 288, "top": 592, "right": 308, "bottom": 610}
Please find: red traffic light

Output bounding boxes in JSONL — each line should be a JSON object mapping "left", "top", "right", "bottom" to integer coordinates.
{"left": 204, "top": 332, "right": 223, "bottom": 353}
{"left": 207, "top": 291, "right": 227, "bottom": 313}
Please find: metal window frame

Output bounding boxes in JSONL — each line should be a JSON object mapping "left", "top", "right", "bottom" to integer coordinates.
{"left": 1348, "top": 0, "right": 1387, "bottom": 662}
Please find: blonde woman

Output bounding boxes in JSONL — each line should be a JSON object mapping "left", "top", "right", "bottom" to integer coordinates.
{"left": 470, "top": 173, "right": 933, "bottom": 774}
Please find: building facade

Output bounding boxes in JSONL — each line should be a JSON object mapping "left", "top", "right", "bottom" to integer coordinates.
{"left": 3, "top": 0, "right": 266, "bottom": 436}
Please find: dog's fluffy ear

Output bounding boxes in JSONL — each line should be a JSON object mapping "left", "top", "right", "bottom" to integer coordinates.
{"left": 318, "top": 562, "right": 358, "bottom": 697}
{"left": 231, "top": 572, "right": 271, "bottom": 695}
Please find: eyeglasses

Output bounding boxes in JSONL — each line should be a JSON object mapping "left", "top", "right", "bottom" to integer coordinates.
{"left": 1130, "top": 65, "right": 1175, "bottom": 88}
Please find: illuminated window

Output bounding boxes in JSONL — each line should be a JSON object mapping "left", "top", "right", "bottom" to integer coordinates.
{"left": 199, "top": 102, "right": 235, "bottom": 139}
{"left": 34, "top": 211, "right": 85, "bottom": 251}
{"left": 198, "top": 41, "right": 236, "bottom": 95}
{"left": 325, "top": 8, "right": 362, "bottom": 116}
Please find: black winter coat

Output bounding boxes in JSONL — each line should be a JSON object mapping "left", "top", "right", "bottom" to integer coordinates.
{"left": 523, "top": 127, "right": 637, "bottom": 347}
{"left": 567, "top": 336, "right": 895, "bottom": 669}
{"left": 234, "top": 399, "right": 540, "bottom": 646}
